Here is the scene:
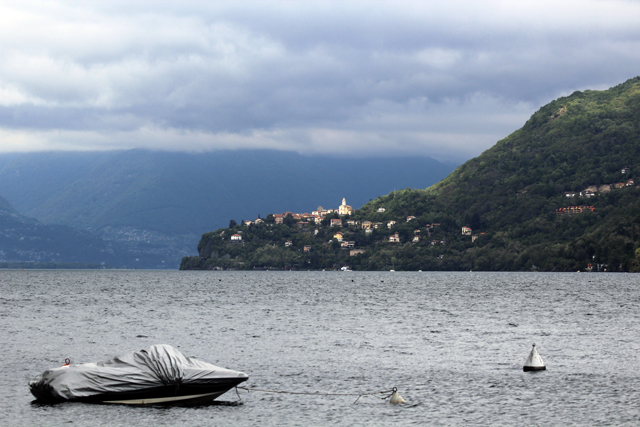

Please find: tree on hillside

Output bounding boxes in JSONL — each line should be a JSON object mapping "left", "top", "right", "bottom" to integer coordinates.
{"left": 284, "top": 213, "right": 295, "bottom": 227}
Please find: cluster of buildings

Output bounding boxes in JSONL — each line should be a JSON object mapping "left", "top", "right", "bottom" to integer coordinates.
{"left": 243, "top": 198, "right": 354, "bottom": 227}
{"left": 556, "top": 206, "right": 596, "bottom": 215}
{"left": 232, "top": 197, "right": 483, "bottom": 250}
{"left": 333, "top": 218, "right": 459, "bottom": 247}
{"left": 231, "top": 198, "right": 354, "bottom": 241}
{"left": 565, "top": 178, "right": 635, "bottom": 199}
{"left": 558, "top": 170, "right": 636, "bottom": 214}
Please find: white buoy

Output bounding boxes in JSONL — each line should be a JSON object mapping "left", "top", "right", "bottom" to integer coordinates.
{"left": 523, "top": 343, "right": 546, "bottom": 371}
{"left": 389, "top": 388, "right": 406, "bottom": 404}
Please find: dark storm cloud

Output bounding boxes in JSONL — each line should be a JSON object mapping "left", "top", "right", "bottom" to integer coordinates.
{"left": 1, "top": 1, "right": 639, "bottom": 161}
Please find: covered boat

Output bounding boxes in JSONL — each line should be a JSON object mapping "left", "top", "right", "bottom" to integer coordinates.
{"left": 29, "top": 344, "right": 248, "bottom": 405}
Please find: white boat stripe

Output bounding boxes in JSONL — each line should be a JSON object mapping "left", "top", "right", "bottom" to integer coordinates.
{"left": 102, "top": 391, "right": 224, "bottom": 405}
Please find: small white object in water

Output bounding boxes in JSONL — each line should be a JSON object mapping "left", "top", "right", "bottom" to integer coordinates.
{"left": 523, "top": 343, "right": 546, "bottom": 371}
{"left": 389, "top": 388, "right": 406, "bottom": 404}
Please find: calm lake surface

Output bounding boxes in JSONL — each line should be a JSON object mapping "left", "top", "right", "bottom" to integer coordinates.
{"left": 1, "top": 270, "right": 639, "bottom": 426}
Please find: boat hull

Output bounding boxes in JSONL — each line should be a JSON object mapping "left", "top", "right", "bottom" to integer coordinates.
{"left": 32, "top": 377, "right": 248, "bottom": 405}
{"left": 102, "top": 391, "right": 227, "bottom": 405}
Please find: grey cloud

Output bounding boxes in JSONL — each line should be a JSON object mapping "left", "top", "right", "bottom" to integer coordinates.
{"left": 1, "top": 0, "right": 640, "bottom": 161}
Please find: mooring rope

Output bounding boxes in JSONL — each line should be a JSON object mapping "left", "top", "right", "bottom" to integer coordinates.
{"left": 236, "top": 386, "right": 397, "bottom": 404}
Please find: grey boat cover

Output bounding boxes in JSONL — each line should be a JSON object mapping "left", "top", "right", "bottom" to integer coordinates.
{"left": 29, "top": 344, "right": 247, "bottom": 401}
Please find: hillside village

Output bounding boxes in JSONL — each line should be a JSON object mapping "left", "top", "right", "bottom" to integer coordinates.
{"left": 242, "top": 198, "right": 355, "bottom": 228}
{"left": 228, "top": 197, "right": 464, "bottom": 254}
{"left": 184, "top": 190, "right": 508, "bottom": 271}
{"left": 184, "top": 196, "right": 465, "bottom": 271}
{"left": 228, "top": 171, "right": 637, "bottom": 252}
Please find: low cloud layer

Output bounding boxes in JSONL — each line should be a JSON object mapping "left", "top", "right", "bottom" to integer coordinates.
{"left": 1, "top": 0, "right": 639, "bottom": 161}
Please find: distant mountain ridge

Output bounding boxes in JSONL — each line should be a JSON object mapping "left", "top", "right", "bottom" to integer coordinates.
{"left": 182, "top": 76, "right": 640, "bottom": 272}
{"left": 0, "top": 150, "right": 456, "bottom": 268}
{"left": 0, "top": 195, "right": 156, "bottom": 268}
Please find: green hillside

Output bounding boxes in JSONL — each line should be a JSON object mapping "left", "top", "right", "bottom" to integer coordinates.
{"left": 181, "top": 76, "right": 640, "bottom": 272}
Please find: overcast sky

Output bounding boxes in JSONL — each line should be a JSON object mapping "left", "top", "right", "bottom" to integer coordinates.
{"left": 1, "top": 0, "right": 639, "bottom": 162}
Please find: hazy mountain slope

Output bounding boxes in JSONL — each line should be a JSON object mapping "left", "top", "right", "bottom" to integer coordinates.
{"left": 0, "top": 195, "right": 159, "bottom": 268}
{"left": 0, "top": 151, "right": 117, "bottom": 212}
{"left": 0, "top": 150, "right": 456, "bottom": 236}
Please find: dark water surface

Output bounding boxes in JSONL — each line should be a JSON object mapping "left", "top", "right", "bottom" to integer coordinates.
{"left": 1, "top": 270, "right": 639, "bottom": 426}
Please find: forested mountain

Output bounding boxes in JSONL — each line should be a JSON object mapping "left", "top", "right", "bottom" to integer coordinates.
{"left": 0, "top": 151, "right": 455, "bottom": 268}
{"left": 182, "top": 76, "right": 640, "bottom": 272}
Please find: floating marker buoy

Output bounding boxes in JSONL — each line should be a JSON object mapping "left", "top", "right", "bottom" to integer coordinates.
{"left": 523, "top": 343, "right": 546, "bottom": 371}
{"left": 389, "top": 387, "right": 406, "bottom": 404}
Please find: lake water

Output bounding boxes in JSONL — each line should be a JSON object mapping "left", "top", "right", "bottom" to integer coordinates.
{"left": 1, "top": 270, "right": 639, "bottom": 426}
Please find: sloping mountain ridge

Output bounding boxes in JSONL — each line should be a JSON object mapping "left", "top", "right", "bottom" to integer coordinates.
{"left": 356, "top": 76, "right": 640, "bottom": 270}
{"left": 181, "top": 76, "right": 640, "bottom": 272}
{"left": 0, "top": 150, "right": 456, "bottom": 234}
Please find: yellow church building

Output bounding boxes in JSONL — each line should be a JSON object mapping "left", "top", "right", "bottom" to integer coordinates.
{"left": 338, "top": 198, "right": 353, "bottom": 216}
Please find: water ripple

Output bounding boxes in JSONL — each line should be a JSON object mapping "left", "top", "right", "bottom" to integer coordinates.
{"left": 1, "top": 271, "right": 639, "bottom": 426}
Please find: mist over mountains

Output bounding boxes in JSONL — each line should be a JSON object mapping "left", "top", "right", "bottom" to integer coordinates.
{"left": 0, "top": 150, "right": 456, "bottom": 268}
